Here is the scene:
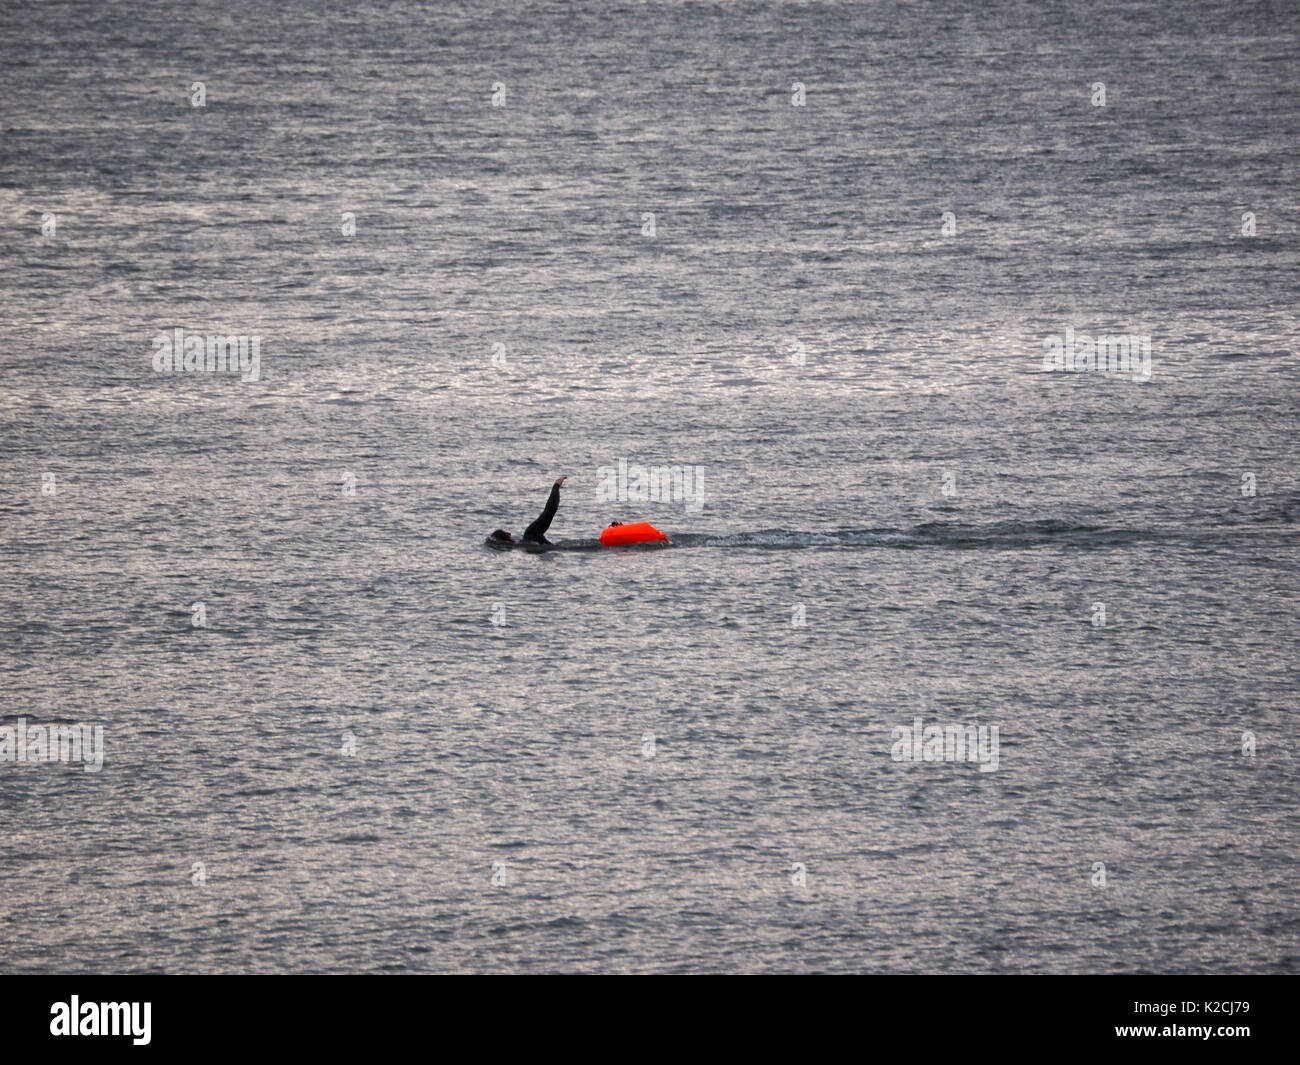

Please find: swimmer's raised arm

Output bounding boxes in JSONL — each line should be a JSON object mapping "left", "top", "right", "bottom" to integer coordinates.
{"left": 521, "top": 476, "right": 567, "bottom": 545}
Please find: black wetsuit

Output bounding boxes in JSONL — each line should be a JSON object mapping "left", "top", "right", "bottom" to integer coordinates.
{"left": 521, "top": 481, "right": 562, "bottom": 544}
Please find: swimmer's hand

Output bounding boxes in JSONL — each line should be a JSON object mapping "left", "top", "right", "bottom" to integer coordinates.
{"left": 554, "top": 476, "right": 568, "bottom": 487}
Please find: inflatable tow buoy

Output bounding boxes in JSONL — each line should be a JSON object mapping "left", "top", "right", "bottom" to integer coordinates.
{"left": 599, "top": 521, "right": 668, "bottom": 546}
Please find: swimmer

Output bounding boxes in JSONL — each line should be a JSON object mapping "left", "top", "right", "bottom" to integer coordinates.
{"left": 486, "top": 476, "right": 568, "bottom": 546}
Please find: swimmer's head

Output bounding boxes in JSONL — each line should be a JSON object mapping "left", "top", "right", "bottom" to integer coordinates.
{"left": 488, "top": 529, "right": 516, "bottom": 544}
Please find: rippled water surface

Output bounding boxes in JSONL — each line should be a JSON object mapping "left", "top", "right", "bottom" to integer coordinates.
{"left": 1, "top": 0, "right": 1298, "bottom": 972}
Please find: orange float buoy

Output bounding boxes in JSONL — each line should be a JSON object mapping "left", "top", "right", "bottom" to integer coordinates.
{"left": 599, "top": 521, "right": 668, "bottom": 546}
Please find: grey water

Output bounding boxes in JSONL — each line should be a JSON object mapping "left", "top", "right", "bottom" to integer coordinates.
{"left": 1, "top": 0, "right": 1297, "bottom": 973}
